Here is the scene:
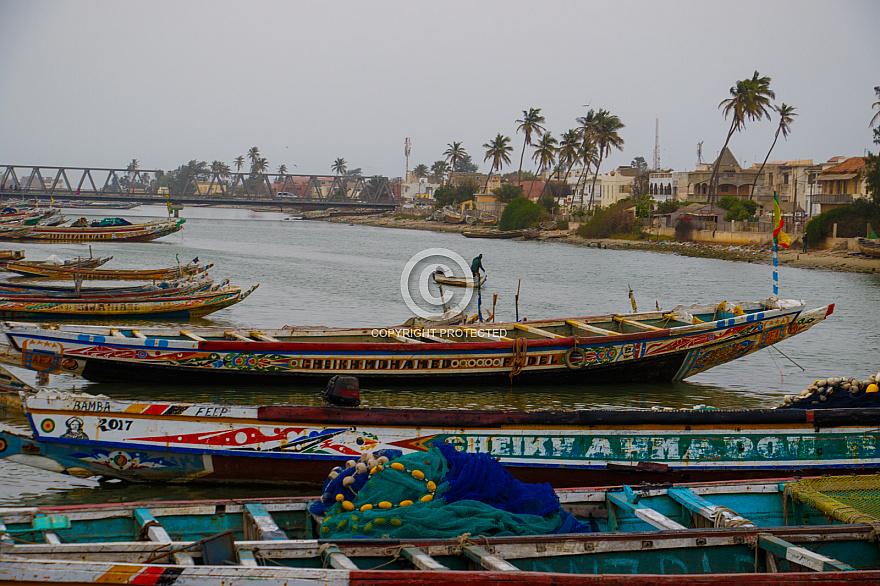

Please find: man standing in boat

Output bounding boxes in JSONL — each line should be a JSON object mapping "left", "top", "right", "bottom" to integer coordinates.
{"left": 471, "top": 254, "right": 485, "bottom": 281}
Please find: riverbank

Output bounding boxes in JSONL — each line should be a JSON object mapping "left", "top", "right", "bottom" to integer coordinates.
{"left": 325, "top": 214, "right": 880, "bottom": 274}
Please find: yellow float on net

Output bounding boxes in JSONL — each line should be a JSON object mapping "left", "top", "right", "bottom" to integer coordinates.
{"left": 427, "top": 481, "right": 437, "bottom": 492}
{"left": 379, "top": 501, "right": 392, "bottom": 509}
{"left": 360, "top": 504, "right": 374, "bottom": 511}
{"left": 868, "top": 384, "right": 879, "bottom": 393}
{"left": 335, "top": 494, "right": 344, "bottom": 502}
{"left": 391, "top": 519, "right": 402, "bottom": 526}
{"left": 390, "top": 462, "right": 405, "bottom": 471}
{"left": 412, "top": 469, "right": 425, "bottom": 480}
{"left": 342, "top": 501, "right": 355, "bottom": 511}
{"left": 400, "top": 500, "right": 413, "bottom": 507}
{"left": 420, "top": 494, "right": 433, "bottom": 502}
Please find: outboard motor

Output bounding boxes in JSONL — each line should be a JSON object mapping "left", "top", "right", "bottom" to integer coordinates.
{"left": 322, "top": 375, "right": 361, "bottom": 407}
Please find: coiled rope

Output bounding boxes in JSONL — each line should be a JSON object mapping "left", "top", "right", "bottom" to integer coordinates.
{"left": 509, "top": 337, "right": 528, "bottom": 380}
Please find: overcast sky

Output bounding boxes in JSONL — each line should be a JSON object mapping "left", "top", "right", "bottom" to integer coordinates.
{"left": 1, "top": 1, "right": 878, "bottom": 179}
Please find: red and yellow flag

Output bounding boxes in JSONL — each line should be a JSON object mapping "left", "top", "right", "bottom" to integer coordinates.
{"left": 773, "top": 191, "right": 791, "bottom": 249}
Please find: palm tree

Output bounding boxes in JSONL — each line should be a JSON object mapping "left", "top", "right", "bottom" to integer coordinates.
{"left": 482, "top": 133, "right": 513, "bottom": 191}
{"left": 331, "top": 157, "right": 347, "bottom": 176}
{"left": 233, "top": 156, "right": 245, "bottom": 173}
{"left": 532, "top": 132, "right": 558, "bottom": 195}
{"left": 253, "top": 157, "right": 269, "bottom": 175}
{"left": 430, "top": 160, "right": 449, "bottom": 185}
{"left": 413, "top": 163, "right": 429, "bottom": 195}
{"left": 587, "top": 109, "right": 625, "bottom": 210}
{"left": 575, "top": 109, "right": 600, "bottom": 200}
{"left": 556, "top": 129, "right": 581, "bottom": 183}
{"left": 515, "top": 108, "right": 546, "bottom": 183}
{"left": 247, "top": 147, "right": 261, "bottom": 174}
{"left": 708, "top": 71, "right": 775, "bottom": 202}
{"left": 444, "top": 141, "right": 467, "bottom": 186}
{"left": 278, "top": 164, "right": 288, "bottom": 175}
{"left": 749, "top": 103, "right": 797, "bottom": 200}
{"left": 871, "top": 86, "right": 880, "bottom": 128}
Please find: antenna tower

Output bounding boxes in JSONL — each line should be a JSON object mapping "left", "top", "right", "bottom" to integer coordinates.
{"left": 653, "top": 119, "right": 660, "bottom": 171}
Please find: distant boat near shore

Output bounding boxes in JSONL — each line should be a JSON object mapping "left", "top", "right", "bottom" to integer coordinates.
{"left": 857, "top": 237, "right": 880, "bottom": 258}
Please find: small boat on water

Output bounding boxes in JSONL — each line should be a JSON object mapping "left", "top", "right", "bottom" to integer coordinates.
{"left": 0, "top": 250, "right": 24, "bottom": 262}
{"left": 17, "top": 218, "right": 185, "bottom": 242}
{"left": 0, "top": 277, "right": 216, "bottom": 301}
{"left": 857, "top": 236, "right": 880, "bottom": 258}
{"left": 3, "top": 255, "right": 113, "bottom": 271}
{"left": 463, "top": 229, "right": 526, "bottom": 239}
{"left": 3, "top": 260, "right": 211, "bottom": 280}
{"left": 1, "top": 444, "right": 880, "bottom": 584}
{"left": 1, "top": 297, "right": 833, "bottom": 384}
{"left": 431, "top": 270, "right": 486, "bottom": 287}
{"left": 281, "top": 216, "right": 304, "bottom": 221}
{"left": 0, "top": 283, "right": 256, "bottom": 319}
{"left": 0, "top": 225, "right": 33, "bottom": 240}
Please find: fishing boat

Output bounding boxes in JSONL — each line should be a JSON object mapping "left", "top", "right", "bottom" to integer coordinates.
{"left": 2, "top": 297, "right": 833, "bottom": 385}
{"left": 3, "top": 373, "right": 877, "bottom": 486}
{"left": 17, "top": 218, "right": 185, "bottom": 242}
{"left": 4, "top": 255, "right": 113, "bottom": 271}
{"left": 0, "top": 224, "right": 33, "bottom": 240}
{"left": 0, "top": 250, "right": 24, "bottom": 262}
{"left": 857, "top": 236, "right": 880, "bottom": 258}
{"left": 462, "top": 229, "right": 526, "bottom": 239}
{"left": 0, "top": 277, "right": 216, "bottom": 300}
{"left": 2, "top": 260, "right": 211, "bottom": 280}
{"left": 0, "top": 283, "right": 256, "bottom": 320}
{"left": 2, "top": 451, "right": 880, "bottom": 584}
{"left": 431, "top": 270, "right": 486, "bottom": 287}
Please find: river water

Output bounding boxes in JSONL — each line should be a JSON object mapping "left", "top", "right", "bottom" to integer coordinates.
{"left": 1, "top": 205, "right": 878, "bottom": 506}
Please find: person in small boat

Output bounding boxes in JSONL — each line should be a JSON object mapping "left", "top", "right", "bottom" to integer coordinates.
{"left": 471, "top": 254, "right": 485, "bottom": 279}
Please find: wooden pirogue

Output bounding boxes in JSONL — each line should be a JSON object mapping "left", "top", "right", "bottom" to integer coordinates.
{"left": 3, "top": 260, "right": 211, "bottom": 280}
{"left": 0, "top": 283, "right": 256, "bottom": 319}
{"left": 1, "top": 475, "right": 880, "bottom": 583}
{"left": 857, "top": 236, "right": 880, "bottom": 258}
{"left": 2, "top": 382, "right": 876, "bottom": 487}
{"left": 15, "top": 218, "right": 185, "bottom": 242}
{"left": 2, "top": 297, "right": 833, "bottom": 384}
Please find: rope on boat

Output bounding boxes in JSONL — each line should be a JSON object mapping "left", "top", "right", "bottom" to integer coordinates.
{"left": 712, "top": 506, "right": 754, "bottom": 528}
{"left": 509, "top": 338, "right": 528, "bottom": 380}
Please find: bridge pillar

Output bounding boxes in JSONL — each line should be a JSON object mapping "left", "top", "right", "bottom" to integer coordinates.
{"left": 171, "top": 204, "right": 183, "bottom": 218}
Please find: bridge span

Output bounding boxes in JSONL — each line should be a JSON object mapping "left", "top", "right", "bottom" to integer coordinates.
{"left": 1, "top": 164, "right": 400, "bottom": 211}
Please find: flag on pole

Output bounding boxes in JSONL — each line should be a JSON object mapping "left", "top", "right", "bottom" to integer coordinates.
{"left": 772, "top": 191, "right": 791, "bottom": 249}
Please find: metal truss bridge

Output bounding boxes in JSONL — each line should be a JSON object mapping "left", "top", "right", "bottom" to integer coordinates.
{"left": 0, "top": 164, "right": 399, "bottom": 210}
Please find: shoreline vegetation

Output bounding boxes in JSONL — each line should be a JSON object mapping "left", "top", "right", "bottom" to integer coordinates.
{"left": 319, "top": 213, "right": 879, "bottom": 275}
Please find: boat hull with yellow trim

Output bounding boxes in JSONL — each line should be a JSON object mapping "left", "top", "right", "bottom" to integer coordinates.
{"left": 2, "top": 298, "right": 832, "bottom": 384}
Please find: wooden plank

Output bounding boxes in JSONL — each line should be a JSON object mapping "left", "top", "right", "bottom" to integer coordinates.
{"left": 129, "top": 329, "right": 147, "bottom": 339}
{"left": 757, "top": 533, "right": 855, "bottom": 572}
{"left": 605, "top": 492, "right": 687, "bottom": 531}
{"left": 179, "top": 329, "right": 207, "bottom": 341}
{"left": 400, "top": 546, "right": 448, "bottom": 570}
{"left": 132, "top": 508, "right": 194, "bottom": 566}
{"left": 42, "top": 531, "right": 62, "bottom": 545}
{"left": 243, "top": 503, "right": 289, "bottom": 541}
{"left": 513, "top": 323, "right": 565, "bottom": 339}
{"left": 388, "top": 332, "right": 423, "bottom": 343}
{"left": 667, "top": 487, "right": 756, "bottom": 528}
{"left": 224, "top": 331, "right": 251, "bottom": 342}
{"left": 565, "top": 319, "right": 620, "bottom": 336}
{"left": 461, "top": 544, "right": 520, "bottom": 571}
{"left": 321, "top": 544, "right": 359, "bottom": 570}
{"left": 250, "top": 331, "right": 279, "bottom": 342}
{"left": 458, "top": 327, "right": 512, "bottom": 342}
{"left": 613, "top": 316, "right": 663, "bottom": 331}
{"left": 419, "top": 333, "right": 454, "bottom": 343}
{"left": 109, "top": 329, "right": 125, "bottom": 338}
{"left": 237, "top": 548, "right": 259, "bottom": 567}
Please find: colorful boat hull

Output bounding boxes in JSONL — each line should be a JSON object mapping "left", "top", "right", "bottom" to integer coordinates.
{"left": 17, "top": 218, "right": 184, "bottom": 242}
{"left": 3, "top": 390, "right": 880, "bottom": 487}
{"left": 2, "top": 300, "right": 834, "bottom": 384}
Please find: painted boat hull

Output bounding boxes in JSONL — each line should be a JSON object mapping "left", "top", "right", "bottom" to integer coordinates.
{"left": 857, "top": 237, "right": 880, "bottom": 258}
{"left": 2, "top": 302, "right": 834, "bottom": 384}
{"left": 2, "top": 477, "right": 880, "bottom": 583}
{"left": 17, "top": 218, "right": 185, "bottom": 242}
{"left": 3, "top": 261, "right": 208, "bottom": 280}
{"left": 4, "top": 390, "right": 880, "bottom": 487}
{"left": 0, "top": 285, "right": 255, "bottom": 319}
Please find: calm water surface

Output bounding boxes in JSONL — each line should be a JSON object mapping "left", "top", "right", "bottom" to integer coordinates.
{"left": 1, "top": 205, "right": 878, "bottom": 505}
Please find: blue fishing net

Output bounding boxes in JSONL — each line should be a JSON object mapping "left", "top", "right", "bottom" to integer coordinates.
{"left": 312, "top": 443, "right": 592, "bottom": 539}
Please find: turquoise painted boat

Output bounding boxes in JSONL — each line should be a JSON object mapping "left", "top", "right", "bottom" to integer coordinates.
{"left": 3, "top": 382, "right": 880, "bottom": 487}
{"left": 2, "top": 475, "right": 880, "bottom": 584}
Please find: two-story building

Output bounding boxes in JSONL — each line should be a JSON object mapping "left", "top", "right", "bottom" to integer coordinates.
{"left": 813, "top": 157, "right": 870, "bottom": 213}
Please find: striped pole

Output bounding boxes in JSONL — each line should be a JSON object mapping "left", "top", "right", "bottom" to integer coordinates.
{"left": 773, "top": 240, "right": 779, "bottom": 295}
